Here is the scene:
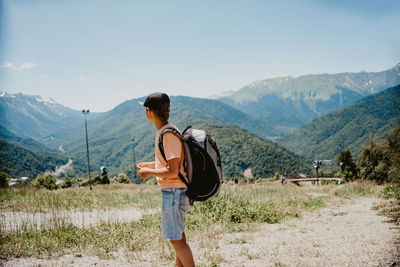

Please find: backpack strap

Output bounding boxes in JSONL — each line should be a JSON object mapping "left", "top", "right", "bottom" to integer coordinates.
{"left": 158, "top": 127, "right": 190, "bottom": 187}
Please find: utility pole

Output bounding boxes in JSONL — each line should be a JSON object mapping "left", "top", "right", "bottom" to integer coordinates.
{"left": 132, "top": 138, "right": 137, "bottom": 179}
{"left": 82, "top": 110, "right": 92, "bottom": 190}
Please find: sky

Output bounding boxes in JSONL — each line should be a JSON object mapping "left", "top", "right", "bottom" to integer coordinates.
{"left": 1, "top": 0, "right": 400, "bottom": 112}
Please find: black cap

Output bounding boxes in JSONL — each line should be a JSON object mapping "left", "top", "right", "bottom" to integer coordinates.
{"left": 139, "top": 92, "right": 170, "bottom": 110}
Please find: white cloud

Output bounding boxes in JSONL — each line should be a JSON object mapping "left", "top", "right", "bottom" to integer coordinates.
{"left": 19, "top": 62, "right": 39, "bottom": 70}
{"left": 38, "top": 74, "right": 48, "bottom": 79}
{"left": 77, "top": 76, "right": 91, "bottom": 81}
{"left": 1, "top": 61, "right": 39, "bottom": 71}
{"left": 3, "top": 62, "right": 17, "bottom": 70}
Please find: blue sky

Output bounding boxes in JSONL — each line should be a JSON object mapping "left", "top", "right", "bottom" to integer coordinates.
{"left": 1, "top": 0, "right": 400, "bottom": 112}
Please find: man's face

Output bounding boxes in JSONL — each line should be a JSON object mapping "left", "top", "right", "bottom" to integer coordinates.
{"left": 145, "top": 107, "right": 155, "bottom": 124}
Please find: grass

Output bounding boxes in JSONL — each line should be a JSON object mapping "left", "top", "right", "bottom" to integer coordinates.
{"left": 0, "top": 184, "right": 160, "bottom": 212}
{"left": 333, "top": 181, "right": 379, "bottom": 199}
{"left": 0, "top": 181, "right": 387, "bottom": 264}
{"left": 376, "top": 182, "right": 400, "bottom": 224}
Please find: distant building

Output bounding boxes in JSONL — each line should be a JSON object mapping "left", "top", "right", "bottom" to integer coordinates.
{"left": 9, "top": 177, "right": 29, "bottom": 186}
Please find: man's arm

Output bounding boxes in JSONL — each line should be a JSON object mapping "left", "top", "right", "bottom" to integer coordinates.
{"left": 138, "top": 158, "right": 180, "bottom": 180}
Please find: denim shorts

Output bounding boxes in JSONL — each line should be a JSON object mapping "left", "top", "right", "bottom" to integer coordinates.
{"left": 161, "top": 187, "right": 190, "bottom": 240}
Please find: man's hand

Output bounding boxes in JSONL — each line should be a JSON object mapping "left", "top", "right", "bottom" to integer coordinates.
{"left": 138, "top": 167, "right": 152, "bottom": 180}
{"left": 137, "top": 161, "right": 155, "bottom": 170}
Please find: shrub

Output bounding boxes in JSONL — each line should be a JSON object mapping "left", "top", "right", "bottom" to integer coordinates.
{"left": 31, "top": 172, "right": 58, "bottom": 190}
{"left": 81, "top": 173, "right": 110, "bottom": 186}
{"left": 247, "top": 177, "right": 256, "bottom": 183}
{"left": 115, "top": 173, "right": 130, "bottom": 184}
{"left": 0, "top": 172, "right": 9, "bottom": 188}
{"left": 61, "top": 176, "right": 73, "bottom": 188}
{"left": 101, "top": 174, "right": 110, "bottom": 184}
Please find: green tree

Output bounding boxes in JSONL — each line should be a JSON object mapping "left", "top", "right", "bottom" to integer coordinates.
{"left": 386, "top": 126, "right": 400, "bottom": 182}
{"left": 0, "top": 172, "right": 9, "bottom": 188}
{"left": 336, "top": 148, "right": 357, "bottom": 179}
{"left": 358, "top": 139, "right": 391, "bottom": 183}
{"left": 342, "top": 166, "right": 353, "bottom": 182}
{"left": 31, "top": 172, "right": 58, "bottom": 190}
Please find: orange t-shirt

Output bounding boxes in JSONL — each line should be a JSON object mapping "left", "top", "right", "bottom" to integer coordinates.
{"left": 154, "top": 124, "right": 187, "bottom": 189}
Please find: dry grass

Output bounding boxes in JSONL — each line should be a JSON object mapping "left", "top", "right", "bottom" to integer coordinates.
{"left": 0, "top": 183, "right": 160, "bottom": 212}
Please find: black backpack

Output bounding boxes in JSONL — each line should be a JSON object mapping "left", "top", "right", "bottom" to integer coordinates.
{"left": 159, "top": 125, "right": 223, "bottom": 205}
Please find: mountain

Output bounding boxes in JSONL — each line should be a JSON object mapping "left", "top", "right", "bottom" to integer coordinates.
{"left": 0, "top": 125, "right": 56, "bottom": 153}
{"left": 218, "top": 63, "right": 400, "bottom": 135}
{"left": 171, "top": 96, "right": 278, "bottom": 137}
{"left": 201, "top": 123, "right": 310, "bottom": 178}
{"left": 41, "top": 96, "right": 309, "bottom": 178}
{"left": 0, "top": 139, "right": 70, "bottom": 178}
{"left": 279, "top": 85, "right": 400, "bottom": 161}
{"left": 0, "top": 92, "right": 101, "bottom": 140}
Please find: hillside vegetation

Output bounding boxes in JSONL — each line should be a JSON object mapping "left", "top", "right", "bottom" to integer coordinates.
{"left": 220, "top": 63, "right": 400, "bottom": 134}
{"left": 0, "top": 126, "right": 56, "bottom": 153}
{"left": 0, "top": 139, "right": 69, "bottom": 178}
{"left": 39, "top": 96, "right": 308, "bottom": 178}
{"left": 190, "top": 123, "right": 310, "bottom": 178}
{"left": 279, "top": 85, "right": 400, "bottom": 161}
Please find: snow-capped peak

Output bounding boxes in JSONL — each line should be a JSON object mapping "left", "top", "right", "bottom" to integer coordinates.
{"left": 35, "top": 95, "right": 57, "bottom": 105}
{"left": 209, "top": 90, "right": 236, "bottom": 99}
{"left": 0, "top": 92, "right": 15, "bottom": 98}
{"left": 392, "top": 62, "right": 400, "bottom": 72}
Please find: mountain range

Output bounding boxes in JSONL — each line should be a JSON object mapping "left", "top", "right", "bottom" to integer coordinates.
{"left": 39, "top": 96, "right": 309, "bottom": 178}
{"left": 279, "top": 84, "right": 400, "bottom": 161}
{"left": 218, "top": 63, "right": 400, "bottom": 135}
{"left": 0, "top": 92, "right": 99, "bottom": 140}
{"left": 1, "top": 63, "right": 399, "bottom": 179}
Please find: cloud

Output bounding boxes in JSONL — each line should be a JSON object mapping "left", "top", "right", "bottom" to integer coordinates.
{"left": 19, "top": 62, "right": 39, "bottom": 70}
{"left": 38, "top": 74, "right": 48, "bottom": 79}
{"left": 1, "top": 61, "right": 39, "bottom": 71}
{"left": 77, "top": 76, "right": 91, "bottom": 81}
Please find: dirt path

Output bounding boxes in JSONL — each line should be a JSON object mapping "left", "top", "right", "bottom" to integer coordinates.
{"left": 2, "top": 197, "right": 400, "bottom": 267}
{"left": 199, "top": 197, "right": 400, "bottom": 267}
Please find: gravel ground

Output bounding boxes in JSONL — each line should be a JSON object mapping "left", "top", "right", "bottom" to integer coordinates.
{"left": 199, "top": 197, "right": 400, "bottom": 267}
{"left": 2, "top": 197, "right": 399, "bottom": 267}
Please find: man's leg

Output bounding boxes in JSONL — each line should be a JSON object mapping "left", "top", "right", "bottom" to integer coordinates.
{"left": 170, "top": 232, "right": 195, "bottom": 267}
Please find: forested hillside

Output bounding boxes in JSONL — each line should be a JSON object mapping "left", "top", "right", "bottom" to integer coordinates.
{"left": 0, "top": 139, "right": 69, "bottom": 178}
{"left": 200, "top": 123, "right": 310, "bottom": 177}
{"left": 40, "top": 96, "right": 309, "bottom": 178}
{"left": 219, "top": 63, "right": 400, "bottom": 134}
{"left": 279, "top": 85, "right": 400, "bottom": 161}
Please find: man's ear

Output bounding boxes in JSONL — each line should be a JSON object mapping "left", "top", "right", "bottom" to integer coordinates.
{"left": 146, "top": 107, "right": 154, "bottom": 118}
